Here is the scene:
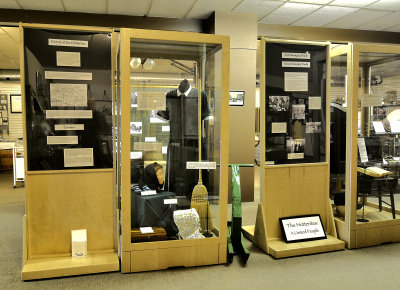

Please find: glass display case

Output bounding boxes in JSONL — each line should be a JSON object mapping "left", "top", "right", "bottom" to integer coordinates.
{"left": 243, "top": 39, "right": 344, "bottom": 258}
{"left": 264, "top": 41, "right": 327, "bottom": 165}
{"left": 330, "top": 43, "right": 400, "bottom": 249}
{"left": 120, "top": 29, "right": 229, "bottom": 272}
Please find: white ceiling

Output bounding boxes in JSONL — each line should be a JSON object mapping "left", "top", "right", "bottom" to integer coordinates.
{"left": 0, "top": 1, "right": 400, "bottom": 70}
{"left": 0, "top": 0, "right": 399, "bottom": 32}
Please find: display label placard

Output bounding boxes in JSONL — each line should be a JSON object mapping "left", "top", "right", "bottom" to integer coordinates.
{"left": 282, "top": 52, "right": 310, "bottom": 59}
{"left": 49, "top": 38, "right": 88, "bottom": 48}
{"left": 279, "top": 214, "right": 327, "bottom": 243}
{"left": 164, "top": 198, "right": 178, "bottom": 205}
{"left": 282, "top": 61, "right": 310, "bottom": 68}
{"left": 186, "top": 161, "right": 217, "bottom": 170}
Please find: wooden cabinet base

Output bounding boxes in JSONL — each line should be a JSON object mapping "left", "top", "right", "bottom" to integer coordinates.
{"left": 130, "top": 244, "right": 220, "bottom": 272}
{"left": 268, "top": 236, "right": 345, "bottom": 258}
{"left": 21, "top": 252, "right": 119, "bottom": 281}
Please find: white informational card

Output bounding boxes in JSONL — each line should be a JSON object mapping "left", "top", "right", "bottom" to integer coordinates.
{"left": 49, "top": 38, "right": 88, "bottom": 48}
{"left": 71, "top": 229, "right": 87, "bottom": 258}
{"left": 130, "top": 151, "right": 143, "bottom": 159}
{"left": 265, "top": 161, "right": 275, "bottom": 165}
{"left": 137, "top": 94, "right": 166, "bottom": 111}
{"left": 361, "top": 94, "right": 382, "bottom": 107}
{"left": 282, "top": 61, "right": 310, "bottom": 68}
{"left": 282, "top": 52, "right": 310, "bottom": 59}
{"left": 141, "top": 190, "right": 157, "bottom": 196}
{"left": 280, "top": 215, "right": 326, "bottom": 243}
{"left": 309, "top": 96, "right": 321, "bottom": 110}
{"left": 372, "top": 121, "right": 386, "bottom": 134}
{"left": 284, "top": 72, "right": 308, "bottom": 92}
{"left": 46, "top": 110, "right": 92, "bottom": 119}
{"left": 55, "top": 124, "right": 84, "bottom": 131}
{"left": 140, "top": 227, "right": 154, "bottom": 234}
{"left": 186, "top": 161, "right": 217, "bottom": 170}
{"left": 390, "top": 121, "right": 400, "bottom": 133}
{"left": 133, "top": 142, "right": 162, "bottom": 152}
{"left": 47, "top": 136, "right": 78, "bottom": 145}
{"left": 145, "top": 137, "right": 156, "bottom": 142}
{"left": 162, "top": 126, "right": 170, "bottom": 132}
{"left": 64, "top": 148, "right": 94, "bottom": 167}
{"left": 164, "top": 199, "right": 178, "bottom": 205}
{"left": 288, "top": 153, "right": 304, "bottom": 159}
{"left": 271, "top": 122, "right": 287, "bottom": 133}
{"left": 50, "top": 83, "right": 87, "bottom": 107}
{"left": 358, "top": 138, "right": 369, "bottom": 163}
{"left": 162, "top": 146, "right": 168, "bottom": 154}
{"left": 45, "top": 71, "right": 92, "bottom": 81}
{"left": 56, "top": 51, "right": 81, "bottom": 67}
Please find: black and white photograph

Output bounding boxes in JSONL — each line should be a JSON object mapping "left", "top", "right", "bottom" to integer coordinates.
{"left": 292, "top": 104, "right": 305, "bottom": 119}
{"left": 130, "top": 122, "right": 142, "bottom": 135}
{"left": 269, "top": 96, "right": 289, "bottom": 111}
{"left": 229, "top": 90, "right": 245, "bottom": 106}
{"left": 306, "top": 122, "right": 321, "bottom": 133}
{"left": 287, "top": 138, "right": 305, "bottom": 159}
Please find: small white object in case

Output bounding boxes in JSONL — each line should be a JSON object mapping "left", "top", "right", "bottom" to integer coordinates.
{"left": 71, "top": 229, "right": 87, "bottom": 258}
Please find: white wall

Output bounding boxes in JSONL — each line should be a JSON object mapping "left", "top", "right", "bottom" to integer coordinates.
{"left": 0, "top": 81, "right": 22, "bottom": 140}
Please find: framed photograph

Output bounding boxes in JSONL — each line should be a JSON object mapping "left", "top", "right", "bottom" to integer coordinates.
{"left": 10, "top": 94, "right": 22, "bottom": 113}
{"left": 229, "top": 90, "right": 245, "bottom": 106}
{"left": 279, "top": 214, "right": 327, "bottom": 243}
{"left": 0, "top": 94, "right": 7, "bottom": 105}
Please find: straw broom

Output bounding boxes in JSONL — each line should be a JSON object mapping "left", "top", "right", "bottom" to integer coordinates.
{"left": 190, "top": 79, "right": 213, "bottom": 235}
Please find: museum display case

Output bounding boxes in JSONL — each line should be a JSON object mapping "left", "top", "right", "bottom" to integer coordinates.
{"left": 330, "top": 43, "right": 400, "bottom": 248}
{"left": 20, "top": 23, "right": 119, "bottom": 280}
{"left": 119, "top": 28, "right": 229, "bottom": 272}
{"left": 243, "top": 39, "right": 344, "bottom": 258}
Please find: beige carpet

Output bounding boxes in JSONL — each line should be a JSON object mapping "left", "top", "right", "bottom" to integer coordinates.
{"left": 3, "top": 171, "right": 400, "bottom": 289}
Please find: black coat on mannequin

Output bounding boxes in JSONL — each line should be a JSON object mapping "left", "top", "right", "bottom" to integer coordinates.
{"left": 157, "top": 80, "right": 209, "bottom": 197}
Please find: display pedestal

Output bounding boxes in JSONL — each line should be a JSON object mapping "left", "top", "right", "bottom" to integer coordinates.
{"left": 21, "top": 169, "right": 119, "bottom": 280}
{"left": 246, "top": 39, "right": 345, "bottom": 258}
{"left": 22, "top": 252, "right": 119, "bottom": 281}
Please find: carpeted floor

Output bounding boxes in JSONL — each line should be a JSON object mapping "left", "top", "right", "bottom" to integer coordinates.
{"left": 3, "top": 171, "right": 400, "bottom": 289}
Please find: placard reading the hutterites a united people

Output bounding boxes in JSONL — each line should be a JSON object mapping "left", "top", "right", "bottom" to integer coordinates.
{"left": 279, "top": 215, "right": 327, "bottom": 243}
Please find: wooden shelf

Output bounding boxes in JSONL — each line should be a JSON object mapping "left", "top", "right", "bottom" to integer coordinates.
{"left": 22, "top": 252, "right": 119, "bottom": 281}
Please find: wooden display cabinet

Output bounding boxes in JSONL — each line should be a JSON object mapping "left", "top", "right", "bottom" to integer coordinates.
{"left": 20, "top": 23, "right": 119, "bottom": 280}
{"left": 243, "top": 39, "right": 345, "bottom": 258}
{"left": 331, "top": 43, "right": 400, "bottom": 248}
{"left": 119, "top": 28, "right": 230, "bottom": 272}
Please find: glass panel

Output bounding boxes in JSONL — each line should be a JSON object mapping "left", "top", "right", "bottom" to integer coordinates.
{"left": 23, "top": 28, "right": 113, "bottom": 170}
{"left": 129, "top": 39, "right": 222, "bottom": 242}
{"left": 330, "top": 51, "right": 347, "bottom": 222}
{"left": 356, "top": 51, "right": 400, "bottom": 223}
{"left": 265, "top": 42, "right": 327, "bottom": 165}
